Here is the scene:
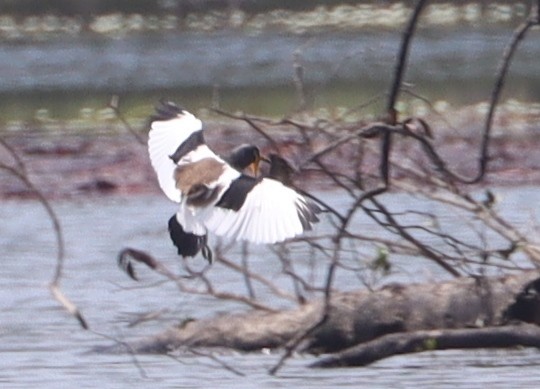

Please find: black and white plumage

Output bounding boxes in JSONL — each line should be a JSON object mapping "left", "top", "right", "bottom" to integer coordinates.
{"left": 225, "top": 144, "right": 264, "bottom": 174}
{"left": 148, "top": 101, "right": 319, "bottom": 260}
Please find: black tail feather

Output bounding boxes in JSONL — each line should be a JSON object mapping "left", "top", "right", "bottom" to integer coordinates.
{"left": 168, "top": 215, "right": 212, "bottom": 263}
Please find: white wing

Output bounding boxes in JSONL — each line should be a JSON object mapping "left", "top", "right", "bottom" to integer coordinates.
{"left": 148, "top": 112, "right": 202, "bottom": 203}
{"left": 200, "top": 178, "right": 313, "bottom": 244}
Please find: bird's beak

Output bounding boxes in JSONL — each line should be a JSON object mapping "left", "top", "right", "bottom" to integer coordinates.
{"left": 249, "top": 155, "right": 270, "bottom": 176}
{"left": 249, "top": 155, "right": 262, "bottom": 176}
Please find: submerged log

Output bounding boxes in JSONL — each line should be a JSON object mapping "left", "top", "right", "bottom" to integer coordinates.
{"left": 310, "top": 323, "right": 540, "bottom": 368}
{"left": 117, "top": 270, "right": 540, "bottom": 359}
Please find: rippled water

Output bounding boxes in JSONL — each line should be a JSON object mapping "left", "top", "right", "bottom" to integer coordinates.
{"left": 2, "top": 28, "right": 539, "bottom": 90}
{"left": 1, "top": 26, "right": 539, "bottom": 121}
{"left": 2, "top": 188, "right": 540, "bottom": 387}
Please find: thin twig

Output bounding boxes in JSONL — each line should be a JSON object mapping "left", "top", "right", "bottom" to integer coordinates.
{"left": 364, "top": 198, "right": 461, "bottom": 277}
{"left": 293, "top": 50, "right": 307, "bottom": 111}
{"left": 90, "top": 329, "right": 148, "bottom": 378}
{"left": 240, "top": 242, "right": 256, "bottom": 300}
{"left": 470, "top": 4, "right": 540, "bottom": 184}
{"left": 212, "top": 108, "right": 281, "bottom": 152}
{"left": 119, "top": 247, "right": 277, "bottom": 311}
{"left": 109, "top": 95, "right": 146, "bottom": 145}
{"left": 167, "top": 348, "right": 246, "bottom": 377}
{"left": 387, "top": 0, "right": 428, "bottom": 111}
{"left": 0, "top": 159, "right": 88, "bottom": 329}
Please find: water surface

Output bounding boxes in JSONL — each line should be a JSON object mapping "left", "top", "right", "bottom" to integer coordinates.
{"left": 1, "top": 26, "right": 539, "bottom": 122}
{"left": 2, "top": 188, "right": 540, "bottom": 387}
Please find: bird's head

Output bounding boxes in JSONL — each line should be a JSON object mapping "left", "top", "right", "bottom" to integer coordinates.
{"left": 228, "top": 144, "right": 268, "bottom": 176}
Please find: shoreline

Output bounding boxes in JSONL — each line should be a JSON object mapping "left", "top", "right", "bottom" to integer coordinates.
{"left": 2, "top": 116, "right": 539, "bottom": 201}
{"left": 0, "top": 2, "right": 529, "bottom": 40}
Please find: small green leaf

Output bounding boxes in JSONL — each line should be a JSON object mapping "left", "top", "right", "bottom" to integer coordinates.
{"left": 370, "top": 247, "right": 391, "bottom": 275}
{"left": 423, "top": 338, "right": 437, "bottom": 351}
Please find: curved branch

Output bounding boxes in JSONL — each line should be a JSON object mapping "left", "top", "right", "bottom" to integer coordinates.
{"left": 118, "top": 247, "right": 277, "bottom": 312}
{"left": 386, "top": 0, "right": 428, "bottom": 112}
{"left": 470, "top": 7, "right": 540, "bottom": 184}
{"left": 0, "top": 161, "right": 87, "bottom": 329}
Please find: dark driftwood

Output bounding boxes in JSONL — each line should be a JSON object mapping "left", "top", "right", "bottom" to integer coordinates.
{"left": 310, "top": 323, "right": 540, "bottom": 368}
{"left": 117, "top": 270, "right": 540, "bottom": 358}
{"left": 304, "top": 270, "right": 540, "bottom": 354}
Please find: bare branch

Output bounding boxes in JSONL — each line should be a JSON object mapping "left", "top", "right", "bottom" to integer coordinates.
{"left": 471, "top": 5, "right": 540, "bottom": 184}
{"left": 387, "top": 0, "right": 428, "bottom": 112}
{"left": 118, "top": 247, "right": 277, "bottom": 312}
{"left": 293, "top": 50, "right": 307, "bottom": 111}
{"left": 0, "top": 143, "right": 87, "bottom": 329}
{"left": 109, "top": 95, "right": 146, "bottom": 145}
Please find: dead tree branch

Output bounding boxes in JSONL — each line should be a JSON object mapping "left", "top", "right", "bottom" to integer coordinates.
{"left": 0, "top": 138, "right": 87, "bottom": 329}
{"left": 471, "top": 3, "right": 540, "bottom": 184}
{"left": 109, "top": 95, "right": 146, "bottom": 145}
{"left": 118, "top": 247, "right": 277, "bottom": 312}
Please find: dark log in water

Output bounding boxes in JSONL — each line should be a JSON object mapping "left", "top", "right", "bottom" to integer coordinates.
{"left": 119, "top": 270, "right": 540, "bottom": 363}
{"left": 310, "top": 323, "right": 540, "bottom": 368}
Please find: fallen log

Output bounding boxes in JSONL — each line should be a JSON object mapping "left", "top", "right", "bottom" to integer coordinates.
{"left": 305, "top": 270, "right": 540, "bottom": 354}
{"left": 107, "top": 270, "right": 540, "bottom": 357}
{"left": 310, "top": 323, "right": 540, "bottom": 368}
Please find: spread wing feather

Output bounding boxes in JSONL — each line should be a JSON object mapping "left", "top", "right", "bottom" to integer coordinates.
{"left": 147, "top": 103, "right": 319, "bottom": 251}
{"left": 200, "top": 178, "right": 308, "bottom": 244}
{"left": 148, "top": 113, "right": 202, "bottom": 203}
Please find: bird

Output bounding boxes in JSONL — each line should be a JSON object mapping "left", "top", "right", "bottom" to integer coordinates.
{"left": 266, "top": 153, "right": 295, "bottom": 187}
{"left": 147, "top": 101, "right": 320, "bottom": 262}
{"left": 226, "top": 144, "right": 295, "bottom": 187}
{"left": 225, "top": 144, "right": 265, "bottom": 175}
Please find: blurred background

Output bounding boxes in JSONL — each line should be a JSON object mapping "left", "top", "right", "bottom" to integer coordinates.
{"left": 2, "top": 2, "right": 540, "bottom": 387}
{"left": 0, "top": 0, "right": 538, "bottom": 132}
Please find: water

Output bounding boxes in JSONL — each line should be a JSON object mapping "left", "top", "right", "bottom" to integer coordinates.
{"left": 2, "top": 28, "right": 539, "bottom": 91}
{"left": 2, "top": 188, "right": 540, "bottom": 387}
{"left": 1, "top": 26, "right": 539, "bottom": 121}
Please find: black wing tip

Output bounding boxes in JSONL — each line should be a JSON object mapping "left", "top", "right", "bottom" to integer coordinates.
{"left": 168, "top": 215, "right": 213, "bottom": 263}
{"left": 297, "top": 199, "right": 322, "bottom": 231}
{"left": 168, "top": 129, "right": 205, "bottom": 164}
{"left": 151, "top": 99, "right": 186, "bottom": 122}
